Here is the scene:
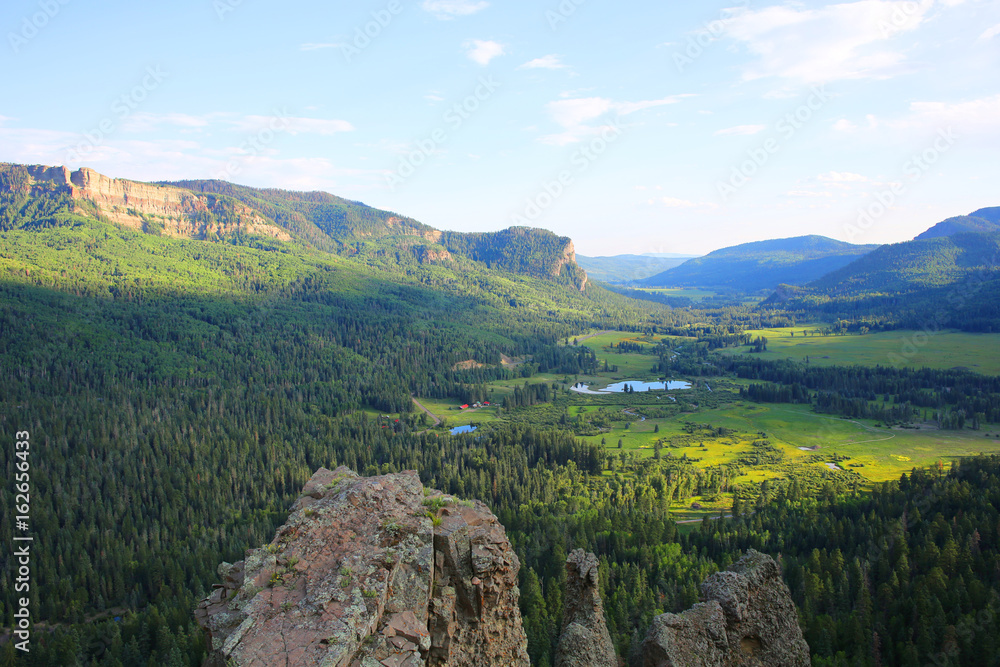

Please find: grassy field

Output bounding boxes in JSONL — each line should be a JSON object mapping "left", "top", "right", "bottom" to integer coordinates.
{"left": 720, "top": 325, "right": 1000, "bottom": 375}
{"left": 576, "top": 331, "right": 669, "bottom": 377}
{"left": 412, "top": 396, "right": 504, "bottom": 428}
{"left": 568, "top": 397, "right": 1000, "bottom": 523}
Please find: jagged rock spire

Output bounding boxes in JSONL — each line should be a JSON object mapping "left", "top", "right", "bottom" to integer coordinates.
{"left": 554, "top": 549, "right": 616, "bottom": 667}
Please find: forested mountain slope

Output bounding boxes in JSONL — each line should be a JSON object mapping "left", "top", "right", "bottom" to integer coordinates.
{"left": 914, "top": 207, "right": 1000, "bottom": 240}
{"left": 640, "top": 235, "right": 878, "bottom": 292}
{"left": 767, "top": 229, "right": 1000, "bottom": 332}
{"left": 1, "top": 163, "right": 588, "bottom": 290}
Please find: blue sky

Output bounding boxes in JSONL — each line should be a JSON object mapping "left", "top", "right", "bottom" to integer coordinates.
{"left": 1, "top": 0, "right": 997, "bottom": 255}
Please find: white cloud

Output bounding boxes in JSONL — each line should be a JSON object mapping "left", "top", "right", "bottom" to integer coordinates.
{"left": 818, "top": 171, "right": 869, "bottom": 182}
{"left": 121, "top": 112, "right": 221, "bottom": 133}
{"left": 299, "top": 43, "right": 342, "bottom": 51}
{"left": 119, "top": 113, "right": 355, "bottom": 136}
{"left": 724, "top": 0, "right": 938, "bottom": 84}
{"left": 540, "top": 95, "right": 692, "bottom": 145}
{"left": 978, "top": 23, "right": 1000, "bottom": 41}
{"left": 423, "top": 0, "right": 489, "bottom": 19}
{"left": 519, "top": 55, "right": 567, "bottom": 70}
{"left": 714, "top": 124, "right": 766, "bottom": 136}
{"left": 424, "top": 93, "right": 445, "bottom": 102}
{"left": 648, "top": 197, "right": 718, "bottom": 210}
{"left": 786, "top": 190, "right": 834, "bottom": 198}
{"left": 281, "top": 117, "right": 356, "bottom": 135}
{"left": 833, "top": 118, "right": 858, "bottom": 132}
{"left": 464, "top": 39, "right": 505, "bottom": 65}
{"left": 884, "top": 94, "right": 1000, "bottom": 133}
{"left": 659, "top": 198, "right": 698, "bottom": 207}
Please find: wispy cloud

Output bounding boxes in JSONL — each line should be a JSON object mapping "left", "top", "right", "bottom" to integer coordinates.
{"left": 540, "top": 95, "right": 692, "bottom": 146}
{"left": 886, "top": 94, "right": 1000, "bottom": 133}
{"left": 714, "top": 124, "right": 766, "bottom": 136}
{"left": 647, "top": 197, "right": 718, "bottom": 210}
{"left": 464, "top": 39, "right": 505, "bottom": 66}
{"left": 265, "top": 117, "right": 355, "bottom": 136}
{"left": 818, "top": 171, "right": 869, "bottom": 183}
{"left": 979, "top": 23, "right": 1000, "bottom": 41}
{"left": 724, "top": 0, "right": 940, "bottom": 84}
{"left": 120, "top": 112, "right": 355, "bottom": 136}
{"left": 299, "top": 43, "right": 342, "bottom": 51}
{"left": 660, "top": 198, "right": 698, "bottom": 207}
{"left": 423, "top": 0, "right": 489, "bottom": 20}
{"left": 519, "top": 55, "right": 567, "bottom": 70}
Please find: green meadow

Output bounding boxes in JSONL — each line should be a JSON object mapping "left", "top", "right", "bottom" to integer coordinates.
{"left": 576, "top": 331, "right": 670, "bottom": 377}
{"left": 720, "top": 325, "right": 1000, "bottom": 374}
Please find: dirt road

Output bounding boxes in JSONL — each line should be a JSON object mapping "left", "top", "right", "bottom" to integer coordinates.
{"left": 411, "top": 396, "right": 441, "bottom": 426}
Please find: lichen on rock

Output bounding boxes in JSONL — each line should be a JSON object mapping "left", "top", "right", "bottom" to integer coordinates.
{"left": 195, "top": 467, "right": 529, "bottom": 667}
{"left": 641, "top": 549, "right": 810, "bottom": 667}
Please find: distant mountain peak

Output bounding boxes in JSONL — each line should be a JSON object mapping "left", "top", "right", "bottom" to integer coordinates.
{"left": 915, "top": 208, "right": 1000, "bottom": 240}
{"left": 638, "top": 235, "right": 878, "bottom": 292}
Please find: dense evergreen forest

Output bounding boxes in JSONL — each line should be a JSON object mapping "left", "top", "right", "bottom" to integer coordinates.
{"left": 3, "top": 168, "right": 1000, "bottom": 666}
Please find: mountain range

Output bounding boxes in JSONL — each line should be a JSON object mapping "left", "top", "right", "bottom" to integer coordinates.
{"left": 575, "top": 253, "right": 698, "bottom": 283}
{"left": 637, "top": 235, "right": 879, "bottom": 292}
{"left": 1, "top": 163, "right": 588, "bottom": 291}
{"left": 2, "top": 162, "right": 996, "bottom": 331}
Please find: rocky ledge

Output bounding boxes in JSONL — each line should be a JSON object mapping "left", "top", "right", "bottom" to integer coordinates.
{"left": 642, "top": 549, "right": 811, "bottom": 667}
{"left": 195, "top": 467, "right": 529, "bottom": 667}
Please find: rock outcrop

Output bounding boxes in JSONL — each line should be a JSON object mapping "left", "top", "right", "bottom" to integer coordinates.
{"left": 554, "top": 550, "right": 616, "bottom": 667}
{"left": 195, "top": 467, "right": 529, "bottom": 667}
{"left": 24, "top": 164, "right": 290, "bottom": 241}
{"left": 641, "top": 549, "right": 810, "bottom": 667}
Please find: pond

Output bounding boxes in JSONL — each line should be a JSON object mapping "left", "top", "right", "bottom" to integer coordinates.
{"left": 570, "top": 379, "right": 692, "bottom": 395}
{"left": 450, "top": 425, "right": 478, "bottom": 435}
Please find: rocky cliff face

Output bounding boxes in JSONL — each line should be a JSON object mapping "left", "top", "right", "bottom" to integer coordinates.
{"left": 641, "top": 549, "right": 810, "bottom": 667}
{"left": 24, "top": 164, "right": 290, "bottom": 241}
{"left": 195, "top": 467, "right": 529, "bottom": 667}
{"left": 554, "top": 550, "right": 616, "bottom": 667}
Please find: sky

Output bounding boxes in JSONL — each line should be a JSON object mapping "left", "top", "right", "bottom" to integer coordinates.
{"left": 1, "top": 0, "right": 998, "bottom": 255}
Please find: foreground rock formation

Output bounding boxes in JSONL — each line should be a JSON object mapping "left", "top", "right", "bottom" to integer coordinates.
{"left": 641, "top": 549, "right": 810, "bottom": 667}
{"left": 555, "top": 549, "right": 616, "bottom": 667}
{"left": 195, "top": 467, "right": 529, "bottom": 667}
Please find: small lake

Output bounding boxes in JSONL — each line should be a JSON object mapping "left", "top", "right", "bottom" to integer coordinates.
{"left": 450, "top": 425, "right": 478, "bottom": 435}
{"left": 571, "top": 379, "right": 692, "bottom": 395}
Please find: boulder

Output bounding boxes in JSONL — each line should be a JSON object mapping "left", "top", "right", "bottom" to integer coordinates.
{"left": 642, "top": 549, "right": 810, "bottom": 667}
{"left": 196, "top": 467, "right": 529, "bottom": 667}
